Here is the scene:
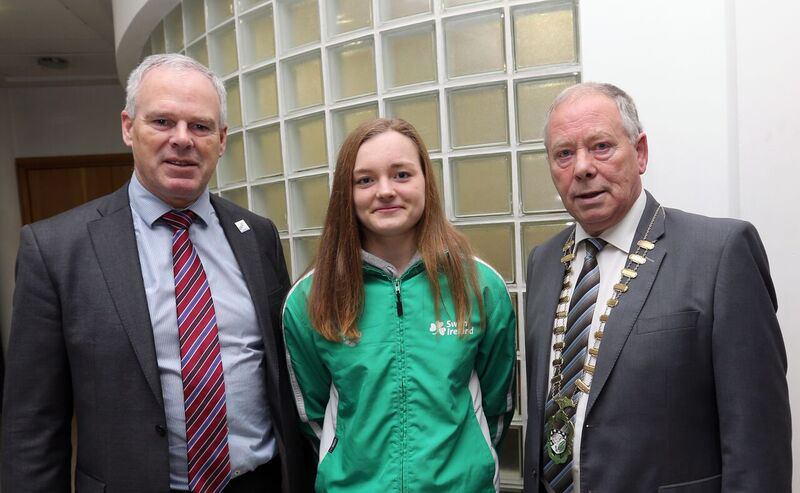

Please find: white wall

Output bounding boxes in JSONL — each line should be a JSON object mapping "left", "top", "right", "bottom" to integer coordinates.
{"left": 10, "top": 85, "right": 128, "bottom": 158}
{"left": 0, "top": 84, "right": 129, "bottom": 351}
{"left": 581, "top": 0, "right": 798, "bottom": 488}
{"left": 735, "top": 1, "right": 800, "bottom": 487}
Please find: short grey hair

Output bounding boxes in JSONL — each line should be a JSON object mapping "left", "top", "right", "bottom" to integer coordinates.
{"left": 543, "top": 82, "right": 643, "bottom": 148}
{"left": 124, "top": 53, "right": 227, "bottom": 126}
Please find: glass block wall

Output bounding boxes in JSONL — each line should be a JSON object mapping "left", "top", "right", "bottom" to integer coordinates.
{"left": 144, "top": 0, "right": 580, "bottom": 488}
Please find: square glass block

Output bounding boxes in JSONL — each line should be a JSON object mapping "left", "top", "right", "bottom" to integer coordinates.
{"left": 328, "top": 0, "right": 373, "bottom": 36}
{"left": 186, "top": 38, "right": 209, "bottom": 66}
{"left": 451, "top": 153, "right": 511, "bottom": 217}
{"left": 286, "top": 113, "right": 328, "bottom": 172}
{"left": 518, "top": 150, "right": 563, "bottom": 213}
{"left": 219, "top": 132, "right": 246, "bottom": 185}
{"left": 430, "top": 158, "right": 444, "bottom": 205}
{"left": 498, "top": 426, "right": 523, "bottom": 480}
{"left": 513, "top": 2, "right": 577, "bottom": 70}
{"left": 290, "top": 174, "right": 329, "bottom": 231}
{"left": 294, "top": 235, "right": 321, "bottom": 276}
{"left": 521, "top": 220, "right": 570, "bottom": 281}
{"left": 280, "top": 237, "right": 292, "bottom": 279}
{"left": 252, "top": 181, "right": 288, "bottom": 232}
{"left": 243, "top": 65, "right": 278, "bottom": 123}
{"left": 150, "top": 22, "right": 166, "bottom": 54}
{"left": 246, "top": 123, "right": 283, "bottom": 178}
{"left": 220, "top": 186, "right": 249, "bottom": 209}
{"left": 385, "top": 92, "right": 440, "bottom": 152}
{"left": 240, "top": 5, "right": 276, "bottom": 67}
{"left": 456, "top": 222, "right": 514, "bottom": 282}
{"left": 239, "top": 0, "right": 267, "bottom": 12}
{"left": 516, "top": 76, "right": 577, "bottom": 143}
{"left": 329, "top": 38, "right": 377, "bottom": 102}
{"left": 225, "top": 78, "right": 242, "bottom": 129}
{"left": 444, "top": 10, "right": 505, "bottom": 79}
{"left": 279, "top": 0, "right": 321, "bottom": 52}
{"left": 164, "top": 4, "right": 184, "bottom": 52}
{"left": 383, "top": 23, "right": 436, "bottom": 90}
{"left": 449, "top": 84, "right": 508, "bottom": 149}
{"left": 282, "top": 51, "right": 324, "bottom": 111}
{"left": 208, "top": 23, "right": 239, "bottom": 76}
{"left": 379, "top": 0, "right": 431, "bottom": 22}
{"left": 207, "top": 0, "right": 235, "bottom": 28}
{"left": 332, "top": 103, "right": 378, "bottom": 153}
{"left": 183, "top": 0, "right": 206, "bottom": 43}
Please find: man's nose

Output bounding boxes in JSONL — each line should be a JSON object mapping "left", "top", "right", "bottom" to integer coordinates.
{"left": 170, "top": 122, "right": 193, "bottom": 149}
{"left": 573, "top": 149, "right": 596, "bottom": 179}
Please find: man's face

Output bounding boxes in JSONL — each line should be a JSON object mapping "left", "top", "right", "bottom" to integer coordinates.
{"left": 547, "top": 93, "right": 648, "bottom": 236}
{"left": 121, "top": 66, "right": 226, "bottom": 209}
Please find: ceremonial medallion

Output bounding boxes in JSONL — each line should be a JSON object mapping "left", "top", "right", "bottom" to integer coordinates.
{"left": 545, "top": 396, "right": 576, "bottom": 464}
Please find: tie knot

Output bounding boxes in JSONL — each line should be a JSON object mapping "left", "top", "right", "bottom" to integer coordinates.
{"left": 584, "top": 237, "right": 606, "bottom": 257}
{"left": 162, "top": 210, "right": 196, "bottom": 232}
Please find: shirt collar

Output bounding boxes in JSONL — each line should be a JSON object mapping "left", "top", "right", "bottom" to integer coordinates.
{"left": 128, "top": 172, "right": 213, "bottom": 228}
{"left": 574, "top": 189, "right": 646, "bottom": 254}
{"left": 361, "top": 249, "right": 422, "bottom": 278}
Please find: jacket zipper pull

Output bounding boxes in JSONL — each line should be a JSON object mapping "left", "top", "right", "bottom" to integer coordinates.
{"left": 394, "top": 279, "right": 403, "bottom": 317}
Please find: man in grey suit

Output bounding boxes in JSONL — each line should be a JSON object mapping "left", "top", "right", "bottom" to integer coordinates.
{"left": 523, "top": 82, "right": 791, "bottom": 492}
{"left": 1, "top": 54, "right": 314, "bottom": 492}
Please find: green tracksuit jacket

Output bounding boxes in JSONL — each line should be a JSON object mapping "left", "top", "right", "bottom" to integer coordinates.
{"left": 282, "top": 255, "right": 516, "bottom": 492}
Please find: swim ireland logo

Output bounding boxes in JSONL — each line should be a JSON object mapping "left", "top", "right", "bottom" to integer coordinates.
{"left": 428, "top": 320, "right": 475, "bottom": 336}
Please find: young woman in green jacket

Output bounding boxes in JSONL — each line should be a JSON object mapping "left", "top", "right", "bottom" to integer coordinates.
{"left": 282, "top": 118, "right": 516, "bottom": 492}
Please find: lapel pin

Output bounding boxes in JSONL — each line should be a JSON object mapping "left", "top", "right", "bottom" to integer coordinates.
{"left": 235, "top": 219, "right": 250, "bottom": 233}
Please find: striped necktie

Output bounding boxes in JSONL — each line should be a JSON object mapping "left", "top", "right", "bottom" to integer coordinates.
{"left": 543, "top": 237, "right": 606, "bottom": 493}
{"left": 162, "top": 210, "right": 231, "bottom": 493}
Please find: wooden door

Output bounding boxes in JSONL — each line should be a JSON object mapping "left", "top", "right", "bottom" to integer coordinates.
{"left": 17, "top": 154, "right": 134, "bottom": 225}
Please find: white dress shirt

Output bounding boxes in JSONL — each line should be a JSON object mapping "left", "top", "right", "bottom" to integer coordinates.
{"left": 128, "top": 173, "right": 275, "bottom": 490}
{"left": 546, "top": 191, "right": 646, "bottom": 492}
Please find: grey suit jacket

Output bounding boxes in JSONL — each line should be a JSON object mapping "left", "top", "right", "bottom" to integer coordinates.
{"left": 523, "top": 192, "right": 791, "bottom": 492}
{"left": 1, "top": 183, "right": 316, "bottom": 492}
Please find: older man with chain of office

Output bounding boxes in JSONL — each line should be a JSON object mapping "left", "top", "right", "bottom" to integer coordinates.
{"left": 522, "top": 82, "right": 791, "bottom": 492}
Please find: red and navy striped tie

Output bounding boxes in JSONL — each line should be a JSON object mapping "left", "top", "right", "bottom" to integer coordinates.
{"left": 163, "top": 210, "right": 231, "bottom": 493}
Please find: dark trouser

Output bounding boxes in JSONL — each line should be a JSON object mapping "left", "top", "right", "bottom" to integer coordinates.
{"left": 171, "top": 454, "right": 282, "bottom": 493}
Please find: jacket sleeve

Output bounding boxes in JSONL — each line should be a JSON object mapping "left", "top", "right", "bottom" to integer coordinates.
{"left": 281, "top": 286, "right": 331, "bottom": 451}
{"left": 474, "top": 263, "right": 517, "bottom": 448}
{"left": 711, "top": 222, "right": 791, "bottom": 491}
{"left": 1, "top": 225, "right": 73, "bottom": 493}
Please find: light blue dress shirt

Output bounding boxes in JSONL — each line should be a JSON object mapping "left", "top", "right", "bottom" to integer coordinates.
{"left": 128, "top": 173, "right": 275, "bottom": 489}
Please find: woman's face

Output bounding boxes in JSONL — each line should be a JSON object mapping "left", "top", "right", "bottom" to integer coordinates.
{"left": 352, "top": 130, "right": 426, "bottom": 247}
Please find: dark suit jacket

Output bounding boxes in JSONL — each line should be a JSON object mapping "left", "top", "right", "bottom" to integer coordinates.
{"left": 523, "top": 192, "right": 791, "bottom": 492}
{"left": 1, "top": 183, "right": 315, "bottom": 492}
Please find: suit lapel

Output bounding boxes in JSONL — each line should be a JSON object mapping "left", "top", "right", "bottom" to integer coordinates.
{"left": 88, "top": 184, "right": 163, "bottom": 406}
{"left": 584, "top": 192, "right": 666, "bottom": 417}
{"left": 211, "top": 196, "right": 281, "bottom": 388}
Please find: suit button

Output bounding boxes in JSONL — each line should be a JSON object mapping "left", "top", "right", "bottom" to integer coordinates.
{"left": 155, "top": 424, "right": 167, "bottom": 436}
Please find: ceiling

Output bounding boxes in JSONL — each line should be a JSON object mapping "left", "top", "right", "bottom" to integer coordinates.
{"left": 0, "top": 0, "right": 119, "bottom": 87}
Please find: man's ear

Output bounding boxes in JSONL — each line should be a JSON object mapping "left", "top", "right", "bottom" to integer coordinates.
{"left": 121, "top": 111, "right": 134, "bottom": 147}
{"left": 218, "top": 125, "right": 228, "bottom": 157}
{"left": 635, "top": 132, "right": 648, "bottom": 174}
